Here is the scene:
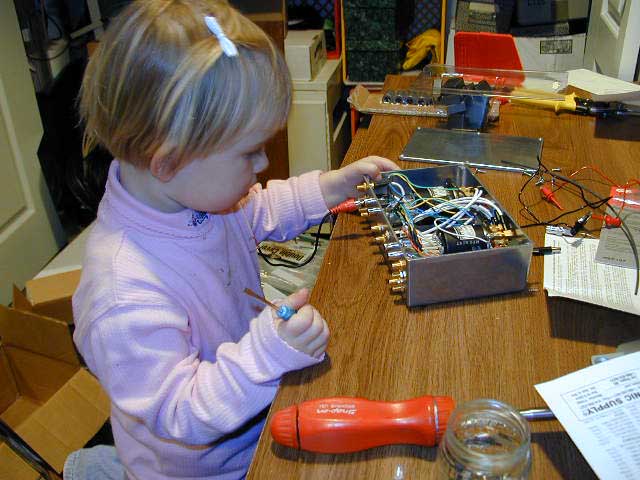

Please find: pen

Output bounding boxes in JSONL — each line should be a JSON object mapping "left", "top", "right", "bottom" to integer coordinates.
{"left": 533, "top": 246, "right": 561, "bottom": 255}
{"left": 244, "top": 288, "right": 296, "bottom": 320}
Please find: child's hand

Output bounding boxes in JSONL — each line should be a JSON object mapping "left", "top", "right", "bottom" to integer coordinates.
{"left": 275, "top": 288, "right": 329, "bottom": 359}
{"left": 319, "top": 156, "right": 399, "bottom": 208}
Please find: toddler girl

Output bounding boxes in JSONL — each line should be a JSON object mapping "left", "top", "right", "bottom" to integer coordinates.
{"left": 71, "top": 1, "right": 397, "bottom": 479}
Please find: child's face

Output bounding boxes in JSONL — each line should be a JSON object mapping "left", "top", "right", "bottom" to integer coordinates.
{"left": 167, "top": 129, "right": 271, "bottom": 213}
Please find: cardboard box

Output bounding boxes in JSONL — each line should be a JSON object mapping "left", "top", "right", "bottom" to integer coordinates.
{"left": 0, "top": 305, "right": 110, "bottom": 480}
{"left": 13, "top": 268, "right": 81, "bottom": 325}
{"left": 284, "top": 30, "right": 327, "bottom": 81}
{"left": 445, "top": 25, "right": 586, "bottom": 73}
{"left": 516, "top": 0, "right": 589, "bottom": 26}
{"left": 514, "top": 33, "right": 586, "bottom": 72}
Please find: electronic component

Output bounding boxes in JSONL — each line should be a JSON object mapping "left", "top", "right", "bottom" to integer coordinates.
{"left": 357, "top": 166, "right": 533, "bottom": 306}
{"left": 570, "top": 212, "right": 592, "bottom": 236}
{"left": 439, "top": 224, "right": 489, "bottom": 254}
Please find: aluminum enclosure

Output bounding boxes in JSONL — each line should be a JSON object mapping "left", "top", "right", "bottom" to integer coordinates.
{"left": 360, "top": 165, "right": 534, "bottom": 306}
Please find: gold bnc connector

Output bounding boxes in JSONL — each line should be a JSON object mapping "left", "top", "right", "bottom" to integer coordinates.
{"left": 391, "top": 259, "right": 407, "bottom": 270}
{"left": 356, "top": 180, "right": 374, "bottom": 192}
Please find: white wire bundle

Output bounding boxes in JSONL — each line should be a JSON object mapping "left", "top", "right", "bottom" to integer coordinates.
{"left": 414, "top": 189, "right": 502, "bottom": 230}
{"left": 413, "top": 188, "right": 503, "bottom": 247}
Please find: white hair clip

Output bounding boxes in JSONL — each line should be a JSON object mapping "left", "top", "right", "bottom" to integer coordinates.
{"left": 204, "top": 16, "right": 238, "bottom": 57}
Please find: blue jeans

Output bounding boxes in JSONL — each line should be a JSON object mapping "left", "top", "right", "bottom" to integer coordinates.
{"left": 64, "top": 445, "right": 125, "bottom": 480}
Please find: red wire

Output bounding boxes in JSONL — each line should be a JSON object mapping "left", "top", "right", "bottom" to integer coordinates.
{"left": 552, "top": 166, "right": 638, "bottom": 218}
{"left": 329, "top": 198, "right": 358, "bottom": 215}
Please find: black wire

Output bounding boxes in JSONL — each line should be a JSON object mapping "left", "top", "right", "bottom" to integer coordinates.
{"left": 27, "top": 11, "right": 70, "bottom": 61}
{"left": 522, "top": 167, "right": 639, "bottom": 295}
{"left": 519, "top": 156, "right": 612, "bottom": 228}
{"left": 258, "top": 213, "right": 333, "bottom": 268}
{"left": 519, "top": 197, "right": 610, "bottom": 228}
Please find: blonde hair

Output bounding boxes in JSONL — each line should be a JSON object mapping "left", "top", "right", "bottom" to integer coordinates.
{"left": 79, "top": 0, "right": 291, "bottom": 171}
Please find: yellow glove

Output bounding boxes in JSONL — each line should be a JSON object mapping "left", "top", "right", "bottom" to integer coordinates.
{"left": 403, "top": 29, "right": 440, "bottom": 71}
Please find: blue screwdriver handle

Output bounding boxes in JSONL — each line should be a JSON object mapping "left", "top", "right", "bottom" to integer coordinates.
{"left": 276, "top": 304, "right": 296, "bottom": 321}
{"left": 243, "top": 288, "right": 297, "bottom": 321}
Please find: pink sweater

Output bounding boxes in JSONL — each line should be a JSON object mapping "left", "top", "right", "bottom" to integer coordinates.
{"left": 73, "top": 161, "right": 329, "bottom": 479}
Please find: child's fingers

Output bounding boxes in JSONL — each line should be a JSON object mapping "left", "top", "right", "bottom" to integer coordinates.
{"left": 293, "top": 310, "right": 326, "bottom": 344}
{"left": 280, "top": 307, "right": 325, "bottom": 344}
{"left": 280, "top": 288, "right": 310, "bottom": 311}
{"left": 312, "top": 341, "right": 328, "bottom": 359}
{"left": 348, "top": 157, "right": 399, "bottom": 182}
{"left": 278, "top": 305, "right": 314, "bottom": 336}
{"left": 281, "top": 307, "right": 313, "bottom": 338}
{"left": 307, "top": 321, "right": 329, "bottom": 358}
{"left": 363, "top": 156, "right": 400, "bottom": 173}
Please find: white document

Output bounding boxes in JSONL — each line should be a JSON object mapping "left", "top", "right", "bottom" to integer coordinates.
{"left": 543, "top": 234, "right": 640, "bottom": 316}
{"left": 535, "top": 352, "right": 640, "bottom": 480}
{"left": 568, "top": 69, "right": 640, "bottom": 102}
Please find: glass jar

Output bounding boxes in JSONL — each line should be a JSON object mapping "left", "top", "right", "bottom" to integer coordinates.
{"left": 436, "top": 398, "right": 531, "bottom": 480}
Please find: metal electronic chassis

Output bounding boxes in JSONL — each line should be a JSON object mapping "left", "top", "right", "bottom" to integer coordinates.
{"left": 356, "top": 166, "right": 533, "bottom": 306}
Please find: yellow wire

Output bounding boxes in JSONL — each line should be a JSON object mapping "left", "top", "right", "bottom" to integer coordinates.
{"left": 389, "top": 172, "right": 456, "bottom": 213}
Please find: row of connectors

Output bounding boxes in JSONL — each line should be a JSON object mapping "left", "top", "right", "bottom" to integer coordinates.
{"left": 356, "top": 180, "right": 407, "bottom": 295}
{"left": 381, "top": 89, "right": 432, "bottom": 106}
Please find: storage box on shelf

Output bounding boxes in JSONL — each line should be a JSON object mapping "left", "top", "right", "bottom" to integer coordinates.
{"left": 343, "top": 0, "right": 402, "bottom": 83}
{"left": 346, "top": 39, "right": 403, "bottom": 82}
{"left": 515, "top": 0, "right": 590, "bottom": 26}
{"left": 288, "top": 58, "right": 350, "bottom": 176}
{"left": 285, "top": 30, "right": 327, "bottom": 81}
{"left": 344, "top": 0, "right": 399, "bottom": 41}
{"left": 455, "top": 0, "right": 515, "bottom": 33}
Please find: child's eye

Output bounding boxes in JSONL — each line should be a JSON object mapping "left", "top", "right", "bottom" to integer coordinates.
{"left": 244, "top": 148, "right": 263, "bottom": 159}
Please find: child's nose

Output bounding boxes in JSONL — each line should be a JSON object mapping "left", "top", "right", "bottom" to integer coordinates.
{"left": 252, "top": 151, "right": 269, "bottom": 174}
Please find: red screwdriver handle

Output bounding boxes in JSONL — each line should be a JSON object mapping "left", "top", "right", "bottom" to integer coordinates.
{"left": 270, "top": 395, "right": 455, "bottom": 453}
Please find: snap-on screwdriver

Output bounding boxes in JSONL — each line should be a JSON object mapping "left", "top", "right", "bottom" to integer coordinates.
{"left": 270, "top": 396, "right": 555, "bottom": 453}
{"left": 243, "top": 288, "right": 296, "bottom": 320}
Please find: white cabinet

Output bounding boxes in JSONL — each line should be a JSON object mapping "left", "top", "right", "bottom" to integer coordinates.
{"left": 288, "top": 58, "right": 350, "bottom": 176}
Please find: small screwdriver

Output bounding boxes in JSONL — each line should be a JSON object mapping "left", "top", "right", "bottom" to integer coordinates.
{"left": 244, "top": 288, "right": 296, "bottom": 320}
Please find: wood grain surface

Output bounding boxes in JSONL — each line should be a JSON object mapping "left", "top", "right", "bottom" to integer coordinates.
{"left": 248, "top": 76, "right": 640, "bottom": 479}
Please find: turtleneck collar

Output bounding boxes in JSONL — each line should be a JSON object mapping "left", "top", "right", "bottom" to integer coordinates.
{"left": 101, "top": 160, "right": 215, "bottom": 239}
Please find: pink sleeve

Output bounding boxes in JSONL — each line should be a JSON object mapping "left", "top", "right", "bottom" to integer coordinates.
{"left": 243, "top": 170, "right": 329, "bottom": 243}
{"left": 83, "top": 304, "right": 321, "bottom": 445}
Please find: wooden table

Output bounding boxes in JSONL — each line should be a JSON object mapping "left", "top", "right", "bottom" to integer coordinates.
{"left": 248, "top": 76, "right": 640, "bottom": 479}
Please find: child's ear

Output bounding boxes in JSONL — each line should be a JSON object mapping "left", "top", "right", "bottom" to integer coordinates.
{"left": 150, "top": 146, "right": 178, "bottom": 182}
